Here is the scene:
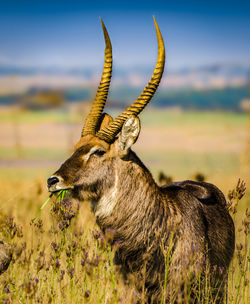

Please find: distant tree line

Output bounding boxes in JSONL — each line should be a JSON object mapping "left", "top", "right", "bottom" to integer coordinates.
{"left": 155, "top": 85, "right": 248, "bottom": 111}
{"left": 0, "top": 85, "right": 248, "bottom": 111}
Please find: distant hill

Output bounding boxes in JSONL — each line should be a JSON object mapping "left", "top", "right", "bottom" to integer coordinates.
{"left": 0, "top": 63, "right": 249, "bottom": 110}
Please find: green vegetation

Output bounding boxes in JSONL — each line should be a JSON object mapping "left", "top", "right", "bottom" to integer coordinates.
{"left": 0, "top": 107, "right": 247, "bottom": 126}
{"left": 140, "top": 109, "right": 248, "bottom": 127}
{"left": 0, "top": 109, "right": 71, "bottom": 124}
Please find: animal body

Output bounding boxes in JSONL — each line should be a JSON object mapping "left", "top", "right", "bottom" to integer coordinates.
{"left": 47, "top": 18, "right": 235, "bottom": 303}
{"left": 0, "top": 240, "right": 12, "bottom": 275}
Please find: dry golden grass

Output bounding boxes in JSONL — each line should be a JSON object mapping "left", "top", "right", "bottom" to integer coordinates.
{"left": 0, "top": 108, "right": 249, "bottom": 303}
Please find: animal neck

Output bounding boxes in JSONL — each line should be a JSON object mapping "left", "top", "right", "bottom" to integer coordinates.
{"left": 94, "top": 151, "right": 164, "bottom": 238}
{"left": 94, "top": 163, "right": 119, "bottom": 219}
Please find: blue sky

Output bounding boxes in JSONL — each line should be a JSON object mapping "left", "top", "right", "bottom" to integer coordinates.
{"left": 0, "top": 0, "right": 249, "bottom": 70}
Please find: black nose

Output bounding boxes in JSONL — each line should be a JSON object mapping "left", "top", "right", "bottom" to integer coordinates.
{"left": 47, "top": 176, "right": 59, "bottom": 187}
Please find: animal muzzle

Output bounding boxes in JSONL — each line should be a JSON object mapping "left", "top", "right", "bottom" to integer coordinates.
{"left": 47, "top": 175, "right": 73, "bottom": 192}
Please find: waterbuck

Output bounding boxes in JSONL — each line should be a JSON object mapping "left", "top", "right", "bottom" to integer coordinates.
{"left": 47, "top": 18, "right": 235, "bottom": 303}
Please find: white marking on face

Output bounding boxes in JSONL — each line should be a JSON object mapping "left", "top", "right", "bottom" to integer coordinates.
{"left": 83, "top": 146, "right": 99, "bottom": 162}
{"left": 95, "top": 166, "right": 118, "bottom": 218}
{"left": 47, "top": 175, "right": 73, "bottom": 192}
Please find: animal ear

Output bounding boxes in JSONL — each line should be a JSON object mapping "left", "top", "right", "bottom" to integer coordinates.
{"left": 118, "top": 116, "right": 141, "bottom": 153}
{"left": 96, "top": 113, "right": 113, "bottom": 132}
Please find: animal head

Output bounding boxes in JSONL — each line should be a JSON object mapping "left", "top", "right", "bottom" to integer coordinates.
{"left": 47, "top": 17, "right": 165, "bottom": 201}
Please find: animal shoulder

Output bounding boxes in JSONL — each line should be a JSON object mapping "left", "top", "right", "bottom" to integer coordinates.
{"left": 161, "top": 180, "right": 227, "bottom": 210}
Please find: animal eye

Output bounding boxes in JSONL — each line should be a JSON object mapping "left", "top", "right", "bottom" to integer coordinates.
{"left": 92, "top": 149, "right": 106, "bottom": 157}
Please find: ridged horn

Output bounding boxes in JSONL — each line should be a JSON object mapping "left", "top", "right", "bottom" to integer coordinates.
{"left": 81, "top": 18, "right": 112, "bottom": 137}
{"left": 97, "top": 16, "right": 165, "bottom": 143}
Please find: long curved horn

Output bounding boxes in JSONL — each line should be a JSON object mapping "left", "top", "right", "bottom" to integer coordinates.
{"left": 81, "top": 18, "right": 112, "bottom": 137}
{"left": 97, "top": 17, "right": 165, "bottom": 143}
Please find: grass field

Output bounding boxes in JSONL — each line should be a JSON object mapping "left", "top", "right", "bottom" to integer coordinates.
{"left": 0, "top": 107, "right": 249, "bottom": 303}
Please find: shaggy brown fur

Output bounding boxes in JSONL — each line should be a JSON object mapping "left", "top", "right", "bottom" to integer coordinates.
{"left": 0, "top": 240, "right": 12, "bottom": 275}
{"left": 47, "top": 116, "right": 235, "bottom": 303}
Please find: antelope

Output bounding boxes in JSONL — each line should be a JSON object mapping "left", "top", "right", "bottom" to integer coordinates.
{"left": 47, "top": 18, "right": 235, "bottom": 303}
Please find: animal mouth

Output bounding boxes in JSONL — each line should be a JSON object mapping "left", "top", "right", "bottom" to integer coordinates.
{"left": 48, "top": 186, "right": 74, "bottom": 193}
{"left": 47, "top": 175, "right": 74, "bottom": 193}
{"left": 47, "top": 184, "right": 74, "bottom": 193}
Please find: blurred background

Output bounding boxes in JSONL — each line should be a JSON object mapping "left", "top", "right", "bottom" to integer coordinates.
{"left": 0, "top": 2, "right": 249, "bottom": 302}
{"left": 0, "top": 0, "right": 249, "bottom": 200}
